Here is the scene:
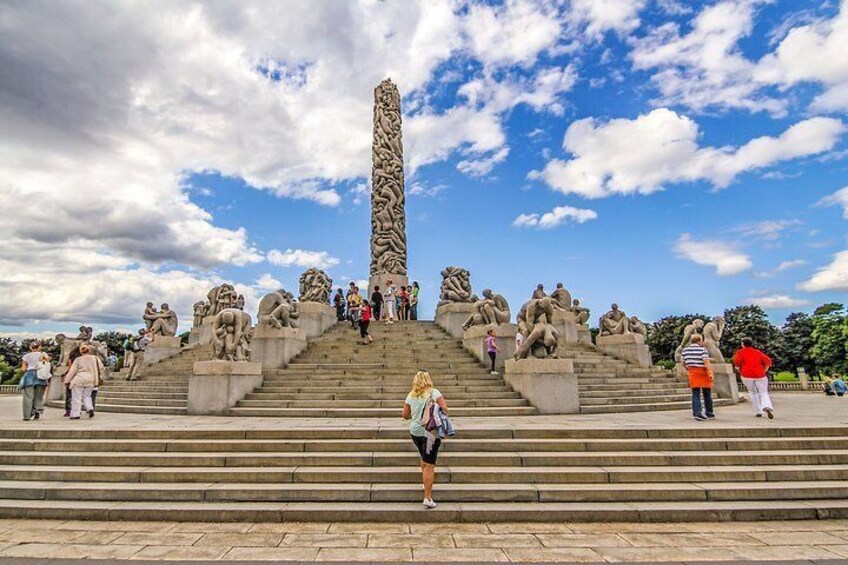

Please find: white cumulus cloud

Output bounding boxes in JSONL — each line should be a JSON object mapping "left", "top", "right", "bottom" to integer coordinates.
{"left": 513, "top": 206, "right": 598, "bottom": 229}
{"left": 267, "top": 249, "right": 340, "bottom": 270}
{"left": 532, "top": 108, "right": 844, "bottom": 198}
{"left": 797, "top": 251, "right": 848, "bottom": 292}
{"left": 818, "top": 186, "right": 848, "bottom": 218}
{"left": 748, "top": 294, "right": 812, "bottom": 309}
{"left": 674, "top": 233, "right": 753, "bottom": 276}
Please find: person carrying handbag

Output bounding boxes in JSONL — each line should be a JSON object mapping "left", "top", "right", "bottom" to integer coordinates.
{"left": 402, "top": 371, "right": 449, "bottom": 509}
{"left": 19, "top": 342, "right": 50, "bottom": 421}
{"left": 64, "top": 344, "right": 103, "bottom": 419}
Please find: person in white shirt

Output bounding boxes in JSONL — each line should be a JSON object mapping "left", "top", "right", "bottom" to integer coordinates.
{"left": 384, "top": 280, "right": 398, "bottom": 324}
{"left": 19, "top": 342, "right": 50, "bottom": 421}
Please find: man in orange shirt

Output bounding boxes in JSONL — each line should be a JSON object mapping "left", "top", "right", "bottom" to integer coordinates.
{"left": 733, "top": 337, "right": 774, "bottom": 419}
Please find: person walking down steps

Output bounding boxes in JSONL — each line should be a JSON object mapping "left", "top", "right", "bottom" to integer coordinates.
{"left": 485, "top": 328, "right": 501, "bottom": 374}
{"left": 682, "top": 334, "right": 715, "bottom": 421}
{"left": 359, "top": 299, "right": 374, "bottom": 345}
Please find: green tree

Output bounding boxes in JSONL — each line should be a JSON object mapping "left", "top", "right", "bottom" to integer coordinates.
{"left": 647, "top": 314, "right": 711, "bottom": 363}
{"left": 93, "top": 332, "right": 132, "bottom": 356}
{"left": 772, "top": 312, "right": 816, "bottom": 374}
{"left": 720, "top": 305, "right": 779, "bottom": 360}
{"left": 0, "top": 338, "right": 21, "bottom": 369}
{"left": 811, "top": 303, "right": 846, "bottom": 375}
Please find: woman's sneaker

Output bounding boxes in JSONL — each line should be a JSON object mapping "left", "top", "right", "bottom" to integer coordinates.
{"left": 693, "top": 414, "right": 707, "bottom": 421}
{"left": 422, "top": 498, "right": 437, "bottom": 509}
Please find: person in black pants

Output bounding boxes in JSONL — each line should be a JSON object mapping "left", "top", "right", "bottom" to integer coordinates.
{"left": 371, "top": 286, "right": 383, "bottom": 322}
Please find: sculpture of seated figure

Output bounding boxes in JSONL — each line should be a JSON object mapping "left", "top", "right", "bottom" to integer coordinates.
{"left": 674, "top": 318, "right": 704, "bottom": 363}
{"left": 599, "top": 304, "right": 631, "bottom": 336}
{"left": 571, "top": 299, "right": 590, "bottom": 325}
{"left": 462, "top": 289, "right": 511, "bottom": 330}
{"left": 143, "top": 302, "right": 158, "bottom": 330}
{"left": 438, "top": 267, "right": 473, "bottom": 305}
{"left": 532, "top": 284, "right": 546, "bottom": 300}
{"left": 515, "top": 297, "right": 559, "bottom": 359}
{"left": 212, "top": 308, "right": 252, "bottom": 362}
{"left": 550, "top": 283, "right": 572, "bottom": 311}
{"left": 257, "top": 289, "right": 300, "bottom": 329}
{"left": 630, "top": 316, "right": 647, "bottom": 337}
{"left": 149, "top": 303, "right": 178, "bottom": 337}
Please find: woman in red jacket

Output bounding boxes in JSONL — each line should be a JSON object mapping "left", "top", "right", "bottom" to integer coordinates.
{"left": 733, "top": 337, "right": 774, "bottom": 419}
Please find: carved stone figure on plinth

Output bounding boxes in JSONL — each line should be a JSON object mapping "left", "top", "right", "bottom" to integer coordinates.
{"left": 299, "top": 268, "right": 333, "bottom": 304}
{"left": 532, "top": 284, "right": 546, "bottom": 300}
{"left": 462, "top": 289, "right": 511, "bottom": 330}
{"left": 571, "top": 299, "right": 590, "bottom": 325}
{"left": 550, "top": 283, "right": 572, "bottom": 311}
{"left": 703, "top": 316, "right": 726, "bottom": 363}
{"left": 211, "top": 308, "right": 252, "bottom": 362}
{"left": 515, "top": 297, "right": 560, "bottom": 360}
{"left": 149, "top": 303, "right": 178, "bottom": 337}
{"left": 438, "top": 266, "right": 473, "bottom": 305}
{"left": 75, "top": 326, "right": 93, "bottom": 342}
{"left": 257, "top": 290, "right": 300, "bottom": 330}
{"left": 143, "top": 302, "right": 158, "bottom": 330}
{"left": 369, "top": 79, "right": 408, "bottom": 295}
{"left": 599, "top": 304, "right": 631, "bottom": 336}
{"left": 207, "top": 284, "right": 238, "bottom": 316}
{"left": 674, "top": 318, "right": 704, "bottom": 363}
{"left": 630, "top": 316, "right": 647, "bottom": 337}
{"left": 192, "top": 301, "right": 208, "bottom": 328}
{"left": 236, "top": 295, "right": 245, "bottom": 310}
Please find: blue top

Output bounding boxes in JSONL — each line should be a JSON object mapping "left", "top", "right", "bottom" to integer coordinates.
{"left": 832, "top": 379, "right": 847, "bottom": 394}
{"left": 18, "top": 369, "right": 43, "bottom": 389}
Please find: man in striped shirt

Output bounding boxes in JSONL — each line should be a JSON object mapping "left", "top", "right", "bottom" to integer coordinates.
{"left": 682, "top": 334, "right": 715, "bottom": 421}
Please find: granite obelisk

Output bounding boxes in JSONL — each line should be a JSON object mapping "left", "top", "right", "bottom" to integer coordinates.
{"left": 369, "top": 78, "right": 408, "bottom": 297}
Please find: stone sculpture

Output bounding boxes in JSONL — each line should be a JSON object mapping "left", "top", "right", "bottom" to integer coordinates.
{"left": 532, "top": 284, "right": 547, "bottom": 300}
{"left": 143, "top": 302, "right": 158, "bottom": 330}
{"left": 438, "top": 266, "right": 474, "bottom": 305}
{"left": 75, "top": 326, "right": 93, "bottom": 342}
{"left": 630, "top": 316, "right": 648, "bottom": 337}
{"left": 599, "top": 304, "right": 631, "bottom": 336}
{"left": 211, "top": 308, "right": 252, "bottom": 362}
{"left": 257, "top": 289, "right": 300, "bottom": 330}
{"left": 571, "top": 299, "right": 590, "bottom": 325}
{"left": 703, "top": 316, "right": 726, "bottom": 363}
{"left": 148, "top": 303, "right": 178, "bottom": 337}
{"left": 207, "top": 284, "right": 238, "bottom": 316}
{"left": 192, "top": 301, "right": 208, "bottom": 328}
{"left": 370, "top": 78, "right": 407, "bottom": 280}
{"left": 236, "top": 295, "right": 245, "bottom": 310}
{"left": 515, "top": 297, "right": 560, "bottom": 359}
{"left": 299, "top": 268, "right": 333, "bottom": 304}
{"left": 550, "top": 283, "right": 572, "bottom": 311}
{"left": 462, "top": 289, "right": 511, "bottom": 330}
{"left": 674, "top": 318, "right": 705, "bottom": 363}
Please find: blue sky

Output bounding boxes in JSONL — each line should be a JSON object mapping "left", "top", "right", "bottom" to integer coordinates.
{"left": 1, "top": 0, "right": 847, "bottom": 339}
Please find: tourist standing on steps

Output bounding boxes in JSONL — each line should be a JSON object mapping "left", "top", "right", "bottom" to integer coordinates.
{"left": 733, "top": 337, "right": 774, "bottom": 419}
{"left": 403, "top": 371, "right": 448, "bottom": 509}
{"left": 359, "top": 299, "right": 374, "bottom": 345}
{"left": 485, "top": 329, "right": 501, "bottom": 374}
{"left": 410, "top": 282, "right": 420, "bottom": 320}
{"left": 399, "top": 286, "right": 409, "bottom": 321}
{"left": 347, "top": 287, "right": 362, "bottom": 328}
{"left": 333, "top": 288, "right": 346, "bottom": 322}
{"left": 19, "top": 342, "right": 50, "bottom": 421}
{"left": 384, "top": 280, "right": 397, "bottom": 323}
{"left": 64, "top": 344, "right": 103, "bottom": 419}
{"left": 370, "top": 285, "right": 383, "bottom": 322}
{"left": 682, "top": 334, "right": 715, "bottom": 421}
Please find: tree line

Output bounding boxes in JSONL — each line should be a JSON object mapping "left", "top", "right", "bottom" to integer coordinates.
{"left": 646, "top": 303, "right": 847, "bottom": 377}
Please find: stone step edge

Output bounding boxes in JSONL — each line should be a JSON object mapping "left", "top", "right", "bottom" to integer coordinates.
{"left": 0, "top": 498, "right": 843, "bottom": 523}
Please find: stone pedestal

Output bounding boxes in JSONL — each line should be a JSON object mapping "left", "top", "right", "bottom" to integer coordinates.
{"left": 596, "top": 333, "right": 651, "bottom": 368}
{"left": 799, "top": 368, "right": 809, "bottom": 391}
{"left": 504, "top": 358, "right": 579, "bottom": 414}
{"left": 297, "top": 302, "right": 337, "bottom": 339}
{"left": 551, "top": 310, "right": 578, "bottom": 344}
{"left": 251, "top": 326, "right": 307, "bottom": 370}
{"left": 188, "top": 361, "right": 263, "bottom": 415}
{"left": 368, "top": 274, "right": 408, "bottom": 305}
{"left": 711, "top": 363, "right": 740, "bottom": 403}
{"left": 189, "top": 316, "right": 217, "bottom": 346}
{"left": 463, "top": 324, "right": 518, "bottom": 372}
{"left": 143, "top": 336, "right": 182, "bottom": 365}
{"left": 47, "top": 372, "right": 66, "bottom": 402}
{"left": 576, "top": 324, "right": 592, "bottom": 345}
{"left": 434, "top": 302, "right": 475, "bottom": 338}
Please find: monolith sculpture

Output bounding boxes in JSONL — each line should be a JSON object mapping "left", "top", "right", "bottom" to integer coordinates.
{"left": 369, "top": 78, "right": 408, "bottom": 296}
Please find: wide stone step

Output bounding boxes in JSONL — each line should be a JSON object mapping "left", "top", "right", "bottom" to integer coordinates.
{"left": 578, "top": 387, "right": 690, "bottom": 398}
{"left": 92, "top": 404, "right": 187, "bottom": 415}
{"left": 579, "top": 394, "right": 693, "bottom": 406}
{"left": 228, "top": 406, "right": 537, "bottom": 418}
{"left": 255, "top": 384, "right": 514, "bottom": 394}
{"left": 244, "top": 391, "right": 522, "bottom": 401}
{"left": 93, "top": 397, "right": 187, "bottom": 408}
{"left": 2, "top": 480, "right": 846, "bottom": 504}
{"left": 261, "top": 377, "right": 502, "bottom": 386}
{"left": 580, "top": 400, "right": 734, "bottom": 414}
{"left": 94, "top": 391, "right": 188, "bottom": 400}
{"left": 234, "top": 398, "right": 530, "bottom": 409}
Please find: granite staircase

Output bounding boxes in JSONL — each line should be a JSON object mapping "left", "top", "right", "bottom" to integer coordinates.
{"left": 1, "top": 426, "right": 847, "bottom": 522}
{"left": 230, "top": 321, "right": 536, "bottom": 417}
